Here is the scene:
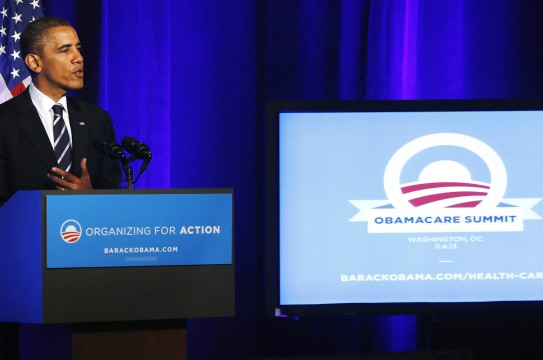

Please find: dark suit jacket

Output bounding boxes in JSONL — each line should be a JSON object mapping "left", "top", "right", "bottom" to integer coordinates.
{"left": 0, "top": 89, "right": 122, "bottom": 205}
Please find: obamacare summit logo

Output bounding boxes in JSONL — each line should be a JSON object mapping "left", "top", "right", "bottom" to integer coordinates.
{"left": 349, "top": 133, "right": 541, "bottom": 233}
{"left": 60, "top": 219, "right": 82, "bottom": 243}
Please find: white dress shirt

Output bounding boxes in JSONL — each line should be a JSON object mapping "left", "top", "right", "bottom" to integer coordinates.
{"left": 28, "top": 82, "right": 73, "bottom": 148}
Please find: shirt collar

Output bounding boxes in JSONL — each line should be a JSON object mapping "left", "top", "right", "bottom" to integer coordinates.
{"left": 28, "top": 82, "right": 69, "bottom": 116}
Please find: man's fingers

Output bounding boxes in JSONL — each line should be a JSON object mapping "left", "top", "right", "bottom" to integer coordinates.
{"left": 80, "top": 158, "right": 90, "bottom": 178}
{"left": 48, "top": 159, "right": 93, "bottom": 190}
{"left": 48, "top": 174, "right": 69, "bottom": 189}
{"left": 48, "top": 167, "right": 78, "bottom": 189}
{"left": 80, "top": 158, "right": 93, "bottom": 188}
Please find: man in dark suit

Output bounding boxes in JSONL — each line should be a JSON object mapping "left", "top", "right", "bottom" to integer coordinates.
{"left": 0, "top": 17, "right": 122, "bottom": 206}
{"left": 0, "top": 16, "right": 123, "bottom": 359}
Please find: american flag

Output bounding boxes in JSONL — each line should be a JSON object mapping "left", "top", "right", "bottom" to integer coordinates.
{"left": 0, "top": 0, "right": 43, "bottom": 104}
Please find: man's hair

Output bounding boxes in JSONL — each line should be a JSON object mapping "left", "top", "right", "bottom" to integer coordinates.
{"left": 21, "top": 17, "right": 71, "bottom": 58}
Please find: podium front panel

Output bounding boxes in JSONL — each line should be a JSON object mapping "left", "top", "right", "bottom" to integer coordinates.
{"left": 42, "top": 189, "right": 234, "bottom": 323}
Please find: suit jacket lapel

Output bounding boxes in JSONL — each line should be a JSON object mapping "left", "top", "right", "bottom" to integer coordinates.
{"left": 13, "top": 90, "right": 58, "bottom": 170}
{"left": 67, "top": 97, "right": 88, "bottom": 177}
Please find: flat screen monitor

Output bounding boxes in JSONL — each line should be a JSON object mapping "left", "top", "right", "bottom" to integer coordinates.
{"left": 265, "top": 100, "right": 543, "bottom": 316}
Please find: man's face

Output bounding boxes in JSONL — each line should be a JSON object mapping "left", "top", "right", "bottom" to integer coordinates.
{"left": 29, "top": 25, "right": 84, "bottom": 101}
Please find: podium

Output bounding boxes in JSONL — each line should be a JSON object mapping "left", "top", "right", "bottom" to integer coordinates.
{"left": 0, "top": 189, "right": 234, "bottom": 359}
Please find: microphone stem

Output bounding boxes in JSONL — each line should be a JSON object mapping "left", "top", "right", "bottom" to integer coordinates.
{"left": 126, "top": 165, "right": 134, "bottom": 190}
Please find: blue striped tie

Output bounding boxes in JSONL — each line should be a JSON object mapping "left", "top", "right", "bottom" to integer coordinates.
{"left": 52, "top": 104, "right": 72, "bottom": 172}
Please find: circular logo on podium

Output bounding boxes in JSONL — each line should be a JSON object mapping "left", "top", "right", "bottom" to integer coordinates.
{"left": 60, "top": 220, "right": 82, "bottom": 243}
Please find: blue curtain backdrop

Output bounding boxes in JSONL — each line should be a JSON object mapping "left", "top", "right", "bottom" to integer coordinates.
{"left": 97, "top": 1, "right": 171, "bottom": 189}
{"left": 37, "top": 0, "right": 543, "bottom": 359}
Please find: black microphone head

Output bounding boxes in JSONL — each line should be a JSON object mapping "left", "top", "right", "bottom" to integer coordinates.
{"left": 121, "top": 136, "right": 152, "bottom": 160}
{"left": 121, "top": 136, "right": 138, "bottom": 152}
{"left": 100, "top": 141, "right": 126, "bottom": 162}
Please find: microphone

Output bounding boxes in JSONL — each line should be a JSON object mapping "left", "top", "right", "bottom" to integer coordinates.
{"left": 121, "top": 136, "right": 152, "bottom": 182}
{"left": 99, "top": 141, "right": 132, "bottom": 189}
{"left": 100, "top": 141, "right": 127, "bottom": 163}
{"left": 121, "top": 136, "right": 152, "bottom": 160}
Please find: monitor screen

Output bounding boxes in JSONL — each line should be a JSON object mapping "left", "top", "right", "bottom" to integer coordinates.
{"left": 265, "top": 100, "right": 543, "bottom": 316}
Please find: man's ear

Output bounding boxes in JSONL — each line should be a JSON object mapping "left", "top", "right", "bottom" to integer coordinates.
{"left": 24, "top": 53, "right": 41, "bottom": 74}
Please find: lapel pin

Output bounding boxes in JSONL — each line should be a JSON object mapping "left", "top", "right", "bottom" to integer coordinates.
{"left": 79, "top": 122, "right": 85, "bottom": 125}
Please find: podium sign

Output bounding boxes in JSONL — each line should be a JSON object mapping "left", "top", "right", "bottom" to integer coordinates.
{"left": 46, "top": 193, "right": 232, "bottom": 268}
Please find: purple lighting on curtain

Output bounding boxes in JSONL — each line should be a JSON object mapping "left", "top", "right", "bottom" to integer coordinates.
{"left": 416, "top": 1, "right": 468, "bottom": 99}
{"left": 338, "top": 0, "right": 369, "bottom": 100}
{"left": 400, "top": 0, "right": 419, "bottom": 99}
{"left": 384, "top": 316, "right": 418, "bottom": 352}
{"left": 370, "top": 315, "right": 418, "bottom": 352}
{"left": 98, "top": 0, "right": 170, "bottom": 189}
{"left": 440, "top": 1, "right": 466, "bottom": 98}
{"left": 99, "top": 2, "right": 109, "bottom": 108}
{"left": 366, "top": 1, "right": 410, "bottom": 99}
{"left": 366, "top": 0, "right": 473, "bottom": 100}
